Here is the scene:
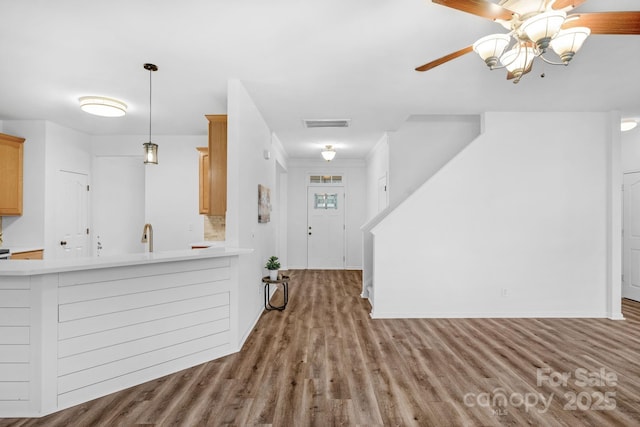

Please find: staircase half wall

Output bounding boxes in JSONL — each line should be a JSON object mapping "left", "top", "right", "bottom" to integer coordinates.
{"left": 369, "top": 112, "right": 622, "bottom": 319}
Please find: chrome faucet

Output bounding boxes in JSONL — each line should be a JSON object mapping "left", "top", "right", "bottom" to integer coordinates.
{"left": 141, "top": 223, "right": 154, "bottom": 252}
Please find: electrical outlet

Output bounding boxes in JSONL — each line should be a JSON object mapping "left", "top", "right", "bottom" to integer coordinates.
{"left": 501, "top": 288, "right": 508, "bottom": 297}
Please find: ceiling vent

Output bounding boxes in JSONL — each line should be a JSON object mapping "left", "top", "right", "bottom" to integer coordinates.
{"left": 303, "top": 119, "right": 351, "bottom": 128}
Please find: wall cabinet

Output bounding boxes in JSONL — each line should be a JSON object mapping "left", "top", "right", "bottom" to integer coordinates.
{"left": 204, "top": 115, "right": 227, "bottom": 216}
{"left": 197, "top": 147, "right": 210, "bottom": 214}
{"left": 0, "top": 132, "right": 25, "bottom": 215}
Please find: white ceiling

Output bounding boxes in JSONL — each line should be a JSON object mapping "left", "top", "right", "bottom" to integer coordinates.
{"left": 1, "top": 0, "right": 638, "bottom": 159}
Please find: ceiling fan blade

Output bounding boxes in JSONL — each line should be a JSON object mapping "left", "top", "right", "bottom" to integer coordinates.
{"left": 563, "top": 11, "right": 640, "bottom": 35}
{"left": 432, "top": 0, "right": 514, "bottom": 21}
{"left": 415, "top": 46, "right": 474, "bottom": 72}
{"left": 552, "top": 0, "right": 587, "bottom": 11}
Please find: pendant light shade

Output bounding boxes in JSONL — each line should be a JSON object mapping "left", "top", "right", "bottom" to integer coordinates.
{"left": 500, "top": 44, "right": 535, "bottom": 82}
{"left": 549, "top": 27, "right": 591, "bottom": 64}
{"left": 143, "top": 63, "right": 158, "bottom": 164}
{"left": 520, "top": 11, "right": 566, "bottom": 51}
{"left": 473, "top": 34, "right": 511, "bottom": 69}
{"left": 143, "top": 141, "right": 158, "bottom": 164}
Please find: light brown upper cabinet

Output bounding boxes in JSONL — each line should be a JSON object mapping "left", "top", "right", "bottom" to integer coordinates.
{"left": 205, "top": 115, "right": 227, "bottom": 216}
{"left": 197, "top": 147, "right": 210, "bottom": 214}
{"left": 0, "top": 132, "right": 26, "bottom": 215}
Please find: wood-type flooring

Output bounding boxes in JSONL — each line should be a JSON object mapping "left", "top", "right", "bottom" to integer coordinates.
{"left": 2, "top": 269, "right": 640, "bottom": 426}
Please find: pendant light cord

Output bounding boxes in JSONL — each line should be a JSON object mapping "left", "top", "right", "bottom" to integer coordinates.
{"left": 143, "top": 63, "right": 158, "bottom": 141}
{"left": 148, "top": 66, "right": 152, "bottom": 141}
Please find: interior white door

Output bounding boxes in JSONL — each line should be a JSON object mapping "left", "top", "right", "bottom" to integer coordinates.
{"left": 623, "top": 173, "right": 640, "bottom": 302}
{"left": 93, "top": 156, "right": 145, "bottom": 256}
{"left": 56, "top": 170, "right": 89, "bottom": 259}
{"left": 307, "top": 186, "right": 345, "bottom": 269}
{"left": 378, "top": 174, "right": 388, "bottom": 213}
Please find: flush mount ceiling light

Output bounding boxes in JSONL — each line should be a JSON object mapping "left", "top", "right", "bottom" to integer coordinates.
{"left": 142, "top": 63, "right": 158, "bottom": 165}
{"left": 321, "top": 145, "right": 336, "bottom": 162}
{"left": 415, "top": 0, "right": 640, "bottom": 84}
{"left": 622, "top": 119, "right": 638, "bottom": 132}
{"left": 79, "top": 96, "right": 127, "bottom": 117}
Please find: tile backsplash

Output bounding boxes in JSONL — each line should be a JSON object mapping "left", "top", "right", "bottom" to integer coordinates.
{"left": 204, "top": 215, "right": 225, "bottom": 241}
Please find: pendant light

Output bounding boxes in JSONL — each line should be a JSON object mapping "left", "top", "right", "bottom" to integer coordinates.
{"left": 143, "top": 63, "right": 158, "bottom": 164}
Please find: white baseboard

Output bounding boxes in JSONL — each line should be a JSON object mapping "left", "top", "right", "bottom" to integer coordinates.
{"left": 369, "top": 311, "right": 613, "bottom": 319}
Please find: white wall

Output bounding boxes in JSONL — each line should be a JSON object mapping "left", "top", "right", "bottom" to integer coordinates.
{"left": 91, "top": 134, "right": 206, "bottom": 252}
{"left": 622, "top": 128, "right": 640, "bottom": 172}
{"left": 388, "top": 114, "right": 481, "bottom": 207}
{"left": 371, "top": 112, "right": 621, "bottom": 319}
{"left": 227, "top": 79, "right": 288, "bottom": 343}
{"left": 287, "top": 158, "right": 367, "bottom": 270}
{"left": 1, "top": 121, "right": 47, "bottom": 249}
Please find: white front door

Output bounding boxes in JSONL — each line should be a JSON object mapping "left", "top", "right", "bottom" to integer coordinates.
{"left": 56, "top": 170, "right": 89, "bottom": 259}
{"left": 623, "top": 172, "right": 640, "bottom": 302}
{"left": 307, "top": 186, "right": 345, "bottom": 269}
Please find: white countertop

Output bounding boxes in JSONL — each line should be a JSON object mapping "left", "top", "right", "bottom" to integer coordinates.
{"left": 0, "top": 246, "right": 253, "bottom": 276}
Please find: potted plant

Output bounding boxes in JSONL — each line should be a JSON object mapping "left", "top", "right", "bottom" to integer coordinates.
{"left": 265, "top": 255, "right": 281, "bottom": 280}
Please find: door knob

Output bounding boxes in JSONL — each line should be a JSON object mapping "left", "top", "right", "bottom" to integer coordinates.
{"left": 308, "top": 232, "right": 312, "bottom": 235}
{"left": 60, "top": 241, "right": 67, "bottom": 246}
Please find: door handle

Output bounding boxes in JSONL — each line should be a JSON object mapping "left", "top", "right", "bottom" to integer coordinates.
{"left": 60, "top": 241, "right": 67, "bottom": 246}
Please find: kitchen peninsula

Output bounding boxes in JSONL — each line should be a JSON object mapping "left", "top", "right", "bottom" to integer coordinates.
{"left": 0, "top": 246, "right": 251, "bottom": 417}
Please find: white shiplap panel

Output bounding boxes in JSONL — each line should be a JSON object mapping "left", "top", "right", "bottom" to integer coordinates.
{"left": 0, "top": 277, "right": 30, "bottom": 290}
{"left": 59, "top": 282, "right": 229, "bottom": 322}
{"left": 59, "top": 293, "right": 229, "bottom": 340}
{"left": 0, "top": 327, "right": 29, "bottom": 345}
{"left": 57, "top": 344, "right": 233, "bottom": 411}
{"left": 59, "top": 305, "right": 230, "bottom": 358}
{"left": 0, "top": 364, "right": 29, "bottom": 381}
{"left": 58, "top": 332, "right": 230, "bottom": 394}
{"left": 0, "top": 382, "right": 29, "bottom": 400}
{"left": 58, "top": 257, "right": 231, "bottom": 287}
{"left": 59, "top": 319, "right": 230, "bottom": 376}
{"left": 0, "top": 345, "right": 29, "bottom": 363}
{"left": 58, "top": 267, "right": 230, "bottom": 304}
{"left": 0, "top": 308, "right": 29, "bottom": 326}
{"left": 0, "top": 291, "right": 29, "bottom": 308}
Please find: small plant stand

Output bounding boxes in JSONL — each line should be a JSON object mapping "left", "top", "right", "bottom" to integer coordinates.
{"left": 262, "top": 274, "right": 289, "bottom": 311}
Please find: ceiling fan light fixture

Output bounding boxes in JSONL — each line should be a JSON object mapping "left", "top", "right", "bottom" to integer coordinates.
{"left": 321, "top": 145, "right": 336, "bottom": 162}
{"left": 520, "top": 11, "right": 566, "bottom": 51}
{"left": 473, "top": 34, "right": 512, "bottom": 69}
{"left": 500, "top": 44, "right": 536, "bottom": 78}
{"left": 79, "top": 96, "right": 127, "bottom": 117}
{"left": 549, "top": 27, "right": 591, "bottom": 64}
{"left": 622, "top": 119, "right": 638, "bottom": 132}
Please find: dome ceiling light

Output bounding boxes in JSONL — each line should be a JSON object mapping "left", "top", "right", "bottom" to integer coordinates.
{"left": 321, "top": 145, "right": 336, "bottom": 161}
{"left": 622, "top": 119, "right": 638, "bottom": 132}
{"left": 79, "top": 96, "right": 127, "bottom": 117}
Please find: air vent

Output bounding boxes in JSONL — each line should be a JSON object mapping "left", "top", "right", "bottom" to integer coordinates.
{"left": 303, "top": 119, "right": 351, "bottom": 128}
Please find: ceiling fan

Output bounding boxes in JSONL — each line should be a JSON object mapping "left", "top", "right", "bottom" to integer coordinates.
{"left": 415, "top": 0, "right": 640, "bottom": 83}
